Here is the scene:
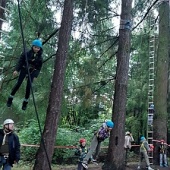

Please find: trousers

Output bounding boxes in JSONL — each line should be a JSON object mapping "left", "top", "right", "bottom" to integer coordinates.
{"left": 0, "top": 156, "right": 11, "bottom": 170}
{"left": 138, "top": 151, "right": 150, "bottom": 167}
{"left": 10, "top": 68, "right": 36, "bottom": 99}
{"left": 77, "top": 162, "right": 86, "bottom": 170}
{"left": 160, "top": 153, "right": 168, "bottom": 165}
{"left": 83, "top": 135, "right": 101, "bottom": 163}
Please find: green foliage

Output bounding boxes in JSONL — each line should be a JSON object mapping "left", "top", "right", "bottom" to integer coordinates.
{"left": 0, "top": 0, "right": 170, "bottom": 166}
{"left": 19, "top": 119, "right": 110, "bottom": 163}
{"left": 54, "top": 118, "right": 110, "bottom": 162}
{"left": 0, "top": 0, "right": 56, "bottom": 122}
{"left": 19, "top": 120, "right": 41, "bottom": 162}
{"left": 125, "top": 30, "right": 150, "bottom": 138}
{"left": 125, "top": 116, "right": 141, "bottom": 142}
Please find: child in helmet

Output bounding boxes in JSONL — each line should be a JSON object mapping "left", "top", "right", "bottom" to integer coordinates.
{"left": 0, "top": 119, "right": 20, "bottom": 169}
{"left": 137, "top": 136, "right": 154, "bottom": 170}
{"left": 82, "top": 120, "right": 114, "bottom": 169}
{"left": 7, "top": 39, "right": 43, "bottom": 110}
{"left": 75, "top": 138, "right": 88, "bottom": 170}
{"left": 159, "top": 139, "right": 168, "bottom": 167}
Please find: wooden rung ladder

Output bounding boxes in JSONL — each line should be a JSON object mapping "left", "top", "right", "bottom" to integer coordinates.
{"left": 147, "top": 14, "right": 156, "bottom": 165}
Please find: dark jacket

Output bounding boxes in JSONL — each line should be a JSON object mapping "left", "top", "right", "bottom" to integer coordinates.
{"left": 0, "top": 129, "right": 20, "bottom": 166}
{"left": 15, "top": 48, "right": 43, "bottom": 78}
{"left": 96, "top": 123, "right": 110, "bottom": 142}
{"left": 159, "top": 143, "right": 167, "bottom": 154}
{"left": 75, "top": 145, "right": 88, "bottom": 162}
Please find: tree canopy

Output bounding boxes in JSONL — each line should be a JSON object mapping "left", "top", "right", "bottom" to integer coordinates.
{"left": 0, "top": 0, "right": 169, "bottom": 169}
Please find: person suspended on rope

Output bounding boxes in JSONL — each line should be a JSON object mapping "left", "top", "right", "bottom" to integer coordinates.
{"left": 82, "top": 120, "right": 114, "bottom": 169}
{"left": 137, "top": 136, "right": 154, "bottom": 170}
{"left": 0, "top": 119, "right": 20, "bottom": 170}
{"left": 7, "top": 39, "right": 43, "bottom": 110}
{"left": 159, "top": 139, "right": 168, "bottom": 167}
{"left": 124, "top": 131, "right": 134, "bottom": 166}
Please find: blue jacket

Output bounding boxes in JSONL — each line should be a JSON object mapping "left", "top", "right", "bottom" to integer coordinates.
{"left": 0, "top": 129, "right": 20, "bottom": 166}
{"left": 15, "top": 48, "right": 43, "bottom": 78}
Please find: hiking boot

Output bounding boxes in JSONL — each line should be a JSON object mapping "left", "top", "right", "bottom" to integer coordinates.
{"left": 92, "top": 159, "right": 98, "bottom": 165}
{"left": 148, "top": 167, "right": 154, "bottom": 170}
{"left": 22, "top": 101, "right": 28, "bottom": 110}
{"left": 164, "top": 164, "right": 168, "bottom": 167}
{"left": 7, "top": 97, "right": 13, "bottom": 107}
{"left": 82, "top": 162, "right": 88, "bottom": 169}
{"left": 92, "top": 162, "right": 98, "bottom": 165}
{"left": 92, "top": 159, "right": 97, "bottom": 162}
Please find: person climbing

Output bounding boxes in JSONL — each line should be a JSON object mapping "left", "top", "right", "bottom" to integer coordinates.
{"left": 7, "top": 39, "right": 43, "bottom": 110}
{"left": 75, "top": 138, "right": 88, "bottom": 170}
{"left": 137, "top": 136, "right": 154, "bottom": 170}
{"left": 0, "top": 119, "right": 20, "bottom": 170}
{"left": 159, "top": 139, "right": 168, "bottom": 167}
{"left": 124, "top": 131, "right": 134, "bottom": 165}
{"left": 82, "top": 120, "right": 114, "bottom": 169}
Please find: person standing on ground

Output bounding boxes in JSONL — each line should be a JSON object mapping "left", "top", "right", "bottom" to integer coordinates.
{"left": 124, "top": 131, "right": 134, "bottom": 165}
{"left": 0, "top": 119, "right": 20, "bottom": 170}
{"left": 137, "top": 136, "right": 154, "bottom": 170}
{"left": 159, "top": 139, "right": 168, "bottom": 167}
{"left": 75, "top": 138, "right": 88, "bottom": 170}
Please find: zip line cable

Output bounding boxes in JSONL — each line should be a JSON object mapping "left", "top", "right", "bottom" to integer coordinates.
{"left": 16, "top": 0, "right": 52, "bottom": 169}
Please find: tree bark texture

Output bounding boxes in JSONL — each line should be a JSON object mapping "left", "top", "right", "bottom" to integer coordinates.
{"left": 33, "top": 0, "right": 73, "bottom": 170}
{"left": 103, "top": 0, "right": 132, "bottom": 170}
{"left": 153, "top": 1, "right": 169, "bottom": 164}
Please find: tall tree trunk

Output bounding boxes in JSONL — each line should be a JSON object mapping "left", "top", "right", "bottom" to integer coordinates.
{"left": 153, "top": 1, "right": 169, "bottom": 164}
{"left": 33, "top": 0, "right": 73, "bottom": 170}
{"left": 102, "top": 0, "right": 132, "bottom": 170}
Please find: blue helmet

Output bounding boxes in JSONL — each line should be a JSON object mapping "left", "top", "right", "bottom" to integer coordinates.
{"left": 32, "top": 39, "right": 42, "bottom": 48}
{"left": 106, "top": 120, "right": 114, "bottom": 128}
{"left": 140, "top": 136, "right": 145, "bottom": 141}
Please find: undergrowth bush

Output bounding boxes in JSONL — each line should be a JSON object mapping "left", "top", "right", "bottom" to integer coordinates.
{"left": 19, "top": 119, "right": 110, "bottom": 164}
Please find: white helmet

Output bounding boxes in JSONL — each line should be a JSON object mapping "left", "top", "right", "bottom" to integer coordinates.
{"left": 126, "top": 131, "right": 130, "bottom": 135}
{"left": 3, "top": 119, "right": 14, "bottom": 125}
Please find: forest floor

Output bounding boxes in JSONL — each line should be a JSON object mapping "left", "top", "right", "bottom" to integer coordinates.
{"left": 58, "top": 163, "right": 169, "bottom": 170}
{"left": 12, "top": 162, "right": 169, "bottom": 170}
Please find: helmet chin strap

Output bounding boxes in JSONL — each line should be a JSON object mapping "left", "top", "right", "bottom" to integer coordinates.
{"left": 4, "top": 124, "right": 12, "bottom": 132}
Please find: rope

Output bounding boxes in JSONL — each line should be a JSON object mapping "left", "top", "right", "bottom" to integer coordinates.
{"left": 20, "top": 143, "right": 170, "bottom": 148}
{"left": 16, "top": 0, "right": 52, "bottom": 169}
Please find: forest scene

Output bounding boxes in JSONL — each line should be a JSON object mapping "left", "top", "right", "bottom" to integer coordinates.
{"left": 0, "top": 0, "right": 170, "bottom": 170}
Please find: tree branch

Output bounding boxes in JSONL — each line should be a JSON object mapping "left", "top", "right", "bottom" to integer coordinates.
{"left": 132, "top": 0, "right": 160, "bottom": 30}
